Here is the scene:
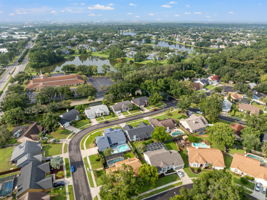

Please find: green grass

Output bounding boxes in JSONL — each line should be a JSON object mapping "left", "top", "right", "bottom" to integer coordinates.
{"left": 43, "top": 143, "right": 63, "bottom": 156}
{"left": 51, "top": 128, "right": 71, "bottom": 139}
{"left": 124, "top": 151, "right": 135, "bottom": 158}
{"left": 89, "top": 154, "right": 103, "bottom": 170}
{"left": 138, "top": 182, "right": 182, "bottom": 199}
{"left": 68, "top": 185, "right": 75, "bottom": 200}
{"left": 85, "top": 131, "right": 103, "bottom": 149}
{"left": 72, "top": 119, "right": 91, "bottom": 129}
{"left": 0, "top": 147, "right": 14, "bottom": 172}
{"left": 93, "top": 196, "right": 99, "bottom": 200}
{"left": 233, "top": 176, "right": 255, "bottom": 190}
{"left": 91, "top": 51, "right": 109, "bottom": 58}
{"left": 183, "top": 167, "right": 199, "bottom": 178}
{"left": 153, "top": 110, "right": 186, "bottom": 121}
{"left": 165, "top": 141, "right": 178, "bottom": 151}
{"left": 140, "top": 174, "right": 180, "bottom": 193}
{"left": 224, "top": 153, "right": 233, "bottom": 169}
{"left": 63, "top": 144, "right": 68, "bottom": 154}
{"left": 229, "top": 148, "right": 245, "bottom": 155}
{"left": 65, "top": 158, "right": 71, "bottom": 178}
{"left": 127, "top": 119, "right": 149, "bottom": 127}
{"left": 83, "top": 157, "right": 94, "bottom": 187}
{"left": 94, "top": 169, "right": 105, "bottom": 186}
{"left": 50, "top": 186, "right": 67, "bottom": 200}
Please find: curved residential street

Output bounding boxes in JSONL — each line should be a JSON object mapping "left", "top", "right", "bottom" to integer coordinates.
{"left": 69, "top": 105, "right": 174, "bottom": 200}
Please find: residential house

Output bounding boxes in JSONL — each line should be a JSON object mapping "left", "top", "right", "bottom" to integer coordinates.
{"left": 187, "top": 147, "right": 225, "bottom": 170}
{"left": 145, "top": 142, "right": 165, "bottom": 152}
{"left": 96, "top": 128, "right": 127, "bottom": 152}
{"left": 231, "top": 123, "right": 245, "bottom": 140}
{"left": 18, "top": 192, "right": 50, "bottom": 200}
{"left": 252, "top": 91, "right": 266, "bottom": 105}
{"left": 149, "top": 118, "right": 176, "bottom": 132}
{"left": 16, "top": 159, "right": 53, "bottom": 198}
{"left": 111, "top": 101, "right": 133, "bottom": 114}
{"left": 11, "top": 141, "right": 42, "bottom": 165}
{"left": 179, "top": 114, "right": 208, "bottom": 133}
{"left": 123, "top": 122, "right": 154, "bottom": 142}
{"left": 26, "top": 74, "right": 85, "bottom": 90}
{"left": 13, "top": 122, "right": 42, "bottom": 143}
{"left": 85, "top": 105, "right": 110, "bottom": 119}
{"left": 106, "top": 158, "right": 142, "bottom": 175}
{"left": 208, "top": 75, "right": 220, "bottom": 85}
{"left": 194, "top": 78, "right": 209, "bottom": 88}
{"left": 238, "top": 103, "right": 261, "bottom": 115}
{"left": 131, "top": 96, "right": 149, "bottom": 108}
{"left": 229, "top": 92, "right": 244, "bottom": 102}
{"left": 59, "top": 109, "right": 80, "bottom": 128}
{"left": 222, "top": 99, "right": 232, "bottom": 113}
{"left": 231, "top": 154, "right": 267, "bottom": 187}
{"left": 144, "top": 149, "right": 184, "bottom": 175}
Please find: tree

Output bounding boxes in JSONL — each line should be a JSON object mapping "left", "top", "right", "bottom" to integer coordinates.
{"left": 138, "top": 164, "right": 158, "bottom": 186}
{"left": 207, "top": 123, "right": 235, "bottom": 151}
{"left": 103, "top": 148, "right": 113, "bottom": 156}
{"left": 109, "top": 46, "right": 125, "bottom": 60}
{"left": 50, "top": 156, "right": 63, "bottom": 170}
{"left": 177, "top": 95, "right": 192, "bottom": 111}
{"left": 41, "top": 112, "right": 59, "bottom": 132}
{"left": 262, "top": 143, "right": 267, "bottom": 157}
{"left": 100, "top": 165, "right": 140, "bottom": 200}
{"left": 2, "top": 107, "right": 26, "bottom": 125}
{"left": 152, "top": 127, "right": 171, "bottom": 142}
{"left": 62, "top": 64, "right": 76, "bottom": 73}
{"left": 148, "top": 92, "right": 163, "bottom": 105}
{"left": 200, "top": 94, "right": 223, "bottom": 123}
{"left": 134, "top": 51, "right": 146, "bottom": 62}
{"left": 170, "top": 170, "right": 245, "bottom": 200}
{"left": 76, "top": 84, "right": 97, "bottom": 98}
{"left": 241, "top": 127, "right": 261, "bottom": 151}
{"left": 1, "top": 93, "right": 28, "bottom": 111}
{"left": 246, "top": 115, "right": 267, "bottom": 132}
{"left": 0, "top": 125, "right": 12, "bottom": 146}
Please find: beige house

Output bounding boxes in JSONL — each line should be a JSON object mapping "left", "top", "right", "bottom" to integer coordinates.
{"left": 106, "top": 158, "right": 142, "bottom": 175}
{"left": 179, "top": 114, "right": 208, "bottom": 133}
{"left": 238, "top": 103, "right": 261, "bottom": 115}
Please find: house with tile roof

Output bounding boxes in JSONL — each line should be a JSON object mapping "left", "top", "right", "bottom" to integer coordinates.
{"left": 187, "top": 147, "right": 225, "bottom": 170}
{"left": 144, "top": 149, "right": 184, "bottom": 175}
{"left": 231, "top": 154, "right": 267, "bottom": 187}
{"left": 106, "top": 158, "right": 142, "bottom": 175}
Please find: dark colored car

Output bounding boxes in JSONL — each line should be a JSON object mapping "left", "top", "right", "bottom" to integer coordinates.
{"left": 71, "top": 165, "right": 76, "bottom": 173}
{"left": 53, "top": 181, "right": 65, "bottom": 187}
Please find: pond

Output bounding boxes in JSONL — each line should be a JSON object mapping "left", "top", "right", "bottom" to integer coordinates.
{"left": 37, "top": 56, "right": 116, "bottom": 74}
{"left": 156, "top": 41, "right": 194, "bottom": 52}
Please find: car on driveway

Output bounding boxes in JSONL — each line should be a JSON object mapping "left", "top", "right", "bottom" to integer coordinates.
{"left": 54, "top": 181, "right": 65, "bottom": 188}
{"left": 255, "top": 182, "right": 262, "bottom": 192}
{"left": 177, "top": 171, "right": 185, "bottom": 178}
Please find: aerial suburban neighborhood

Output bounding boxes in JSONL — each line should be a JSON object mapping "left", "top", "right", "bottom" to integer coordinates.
{"left": 0, "top": 1, "right": 267, "bottom": 200}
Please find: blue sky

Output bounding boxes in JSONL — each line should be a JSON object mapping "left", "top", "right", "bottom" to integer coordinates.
{"left": 0, "top": 0, "right": 266, "bottom": 23}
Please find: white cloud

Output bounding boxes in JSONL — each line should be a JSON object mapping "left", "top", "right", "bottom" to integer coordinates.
{"left": 88, "top": 4, "right": 114, "bottom": 10}
{"left": 194, "top": 11, "right": 203, "bottom": 15}
{"left": 228, "top": 11, "right": 235, "bottom": 15}
{"left": 184, "top": 11, "right": 192, "bottom": 15}
{"left": 50, "top": 10, "right": 57, "bottom": 14}
{"left": 12, "top": 7, "right": 54, "bottom": 15}
{"left": 60, "top": 7, "right": 85, "bottom": 14}
{"left": 148, "top": 13, "right": 155, "bottom": 16}
{"left": 161, "top": 4, "right": 172, "bottom": 8}
{"left": 174, "top": 14, "right": 180, "bottom": 17}
{"left": 129, "top": 3, "right": 136, "bottom": 6}
{"left": 169, "top": 1, "right": 176, "bottom": 4}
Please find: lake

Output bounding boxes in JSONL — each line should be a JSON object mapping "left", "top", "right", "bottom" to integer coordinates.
{"left": 155, "top": 41, "right": 193, "bottom": 53}
{"left": 38, "top": 56, "right": 116, "bottom": 73}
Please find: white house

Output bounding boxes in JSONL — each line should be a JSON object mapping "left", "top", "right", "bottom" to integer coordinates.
{"left": 85, "top": 105, "right": 110, "bottom": 119}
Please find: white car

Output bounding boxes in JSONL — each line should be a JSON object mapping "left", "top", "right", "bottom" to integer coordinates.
{"left": 177, "top": 171, "right": 184, "bottom": 178}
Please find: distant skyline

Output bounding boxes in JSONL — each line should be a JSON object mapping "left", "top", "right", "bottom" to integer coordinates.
{"left": 0, "top": 0, "right": 267, "bottom": 23}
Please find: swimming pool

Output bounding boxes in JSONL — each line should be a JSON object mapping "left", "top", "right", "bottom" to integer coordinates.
{"left": 171, "top": 129, "right": 184, "bottom": 137}
{"left": 246, "top": 153, "right": 266, "bottom": 162}
{"left": 0, "top": 180, "right": 14, "bottom": 197}
{"left": 192, "top": 142, "right": 210, "bottom": 149}
{"left": 112, "top": 144, "right": 131, "bottom": 154}
{"left": 106, "top": 157, "right": 124, "bottom": 166}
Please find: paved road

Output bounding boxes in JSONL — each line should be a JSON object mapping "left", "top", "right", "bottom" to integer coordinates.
{"left": 69, "top": 105, "right": 174, "bottom": 200}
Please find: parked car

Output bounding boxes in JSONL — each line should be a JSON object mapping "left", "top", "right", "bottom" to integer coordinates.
{"left": 54, "top": 181, "right": 65, "bottom": 187}
{"left": 71, "top": 165, "right": 76, "bottom": 173}
{"left": 255, "top": 182, "right": 262, "bottom": 192}
{"left": 177, "top": 171, "right": 184, "bottom": 178}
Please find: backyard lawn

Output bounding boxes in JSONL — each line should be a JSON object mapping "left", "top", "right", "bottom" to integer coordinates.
{"left": 89, "top": 154, "right": 103, "bottom": 170}
{"left": 229, "top": 148, "right": 245, "bottom": 155}
{"left": 0, "top": 147, "right": 15, "bottom": 172}
{"left": 51, "top": 128, "right": 71, "bottom": 139}
{"left": 165, "top": 141, "right": 178, "bottom": 151}
{"left": 43, "top": 143, "right": 63, "bottom": 156}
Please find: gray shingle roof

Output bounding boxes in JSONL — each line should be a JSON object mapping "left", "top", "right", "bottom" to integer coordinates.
{"left": 132, "top": 96, "right": 148, "bottom": 107}
{"left": 111, "top": 101, "right": 133, "bottom": 112}
{"left": 60, "top": 109, "right": 79, "bottom": 125}
{"left": 11, "top": 141, "right": 42, "bottom": 162}
{"left": 124, "top": 123, "right": 154, "bottom": 141}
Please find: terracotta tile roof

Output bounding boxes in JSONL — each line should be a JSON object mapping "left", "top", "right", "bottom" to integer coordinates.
{"left": 26, "top": 74, "right": 85, "bottom": 90}
{"left": 231, "top": 123, "right": 244, "bottom": 133}
{"left": 229, "top": 92, "right": 243, "bottom": 100}
{"left": 238, "top": 103, "right": 261, "bottom": 115}
{"left": 210, "top": 75, "right": 220, "bottom": 81}
{"left": 231, "top": 154, "right": 267, "bottom": 180}
{"left": 106, "top": 158, "right": 142, "bottom": 175}
{"left": 149, "top": 118, "right": 176, "bottom": 129}
{"left": 188, "top": 147, "right": 225, "bottom": 168}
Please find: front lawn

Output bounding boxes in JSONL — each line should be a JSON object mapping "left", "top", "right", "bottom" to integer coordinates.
{"left": 50, "top": 186, "right": 66, "bottom": 200}
{"left": 89, "top": 154, "right": 103, "bottom": 170}
{"left": 233, "top": 176, "right": 255, "bottom": 190}
{"left": 72, "top": 119, "right": 91, "bottom": 129}
{"left": 51, "top": 128, "right": 71, "bottom": 139}
{"left": 64, "top": 158, "right": 71, "bottom": 178}
{"left": 140, "top": 174, "right": 180, "bottom": 193}
{"left": 85, "top": 131, "right": 103, "bottom": 149}
{"left": 83, "top": 157, "right": 94, "bottom": 187}
{"left": 127, "top": 120, "right": 149, "bottom": 127}
{"left": 68, "top": 185, "right": 75, "bottom": 200}
{"left": 0, "top": 147, "right": 14, "bottom": 172}
{"left": 153, "top": 110, "right": 186, "bottom": 121}
{"left": 43, "top": 143, "right": 63, "bottom": 156}
{"left": 94, "top": 169, "right": 105, "bottom": 186}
